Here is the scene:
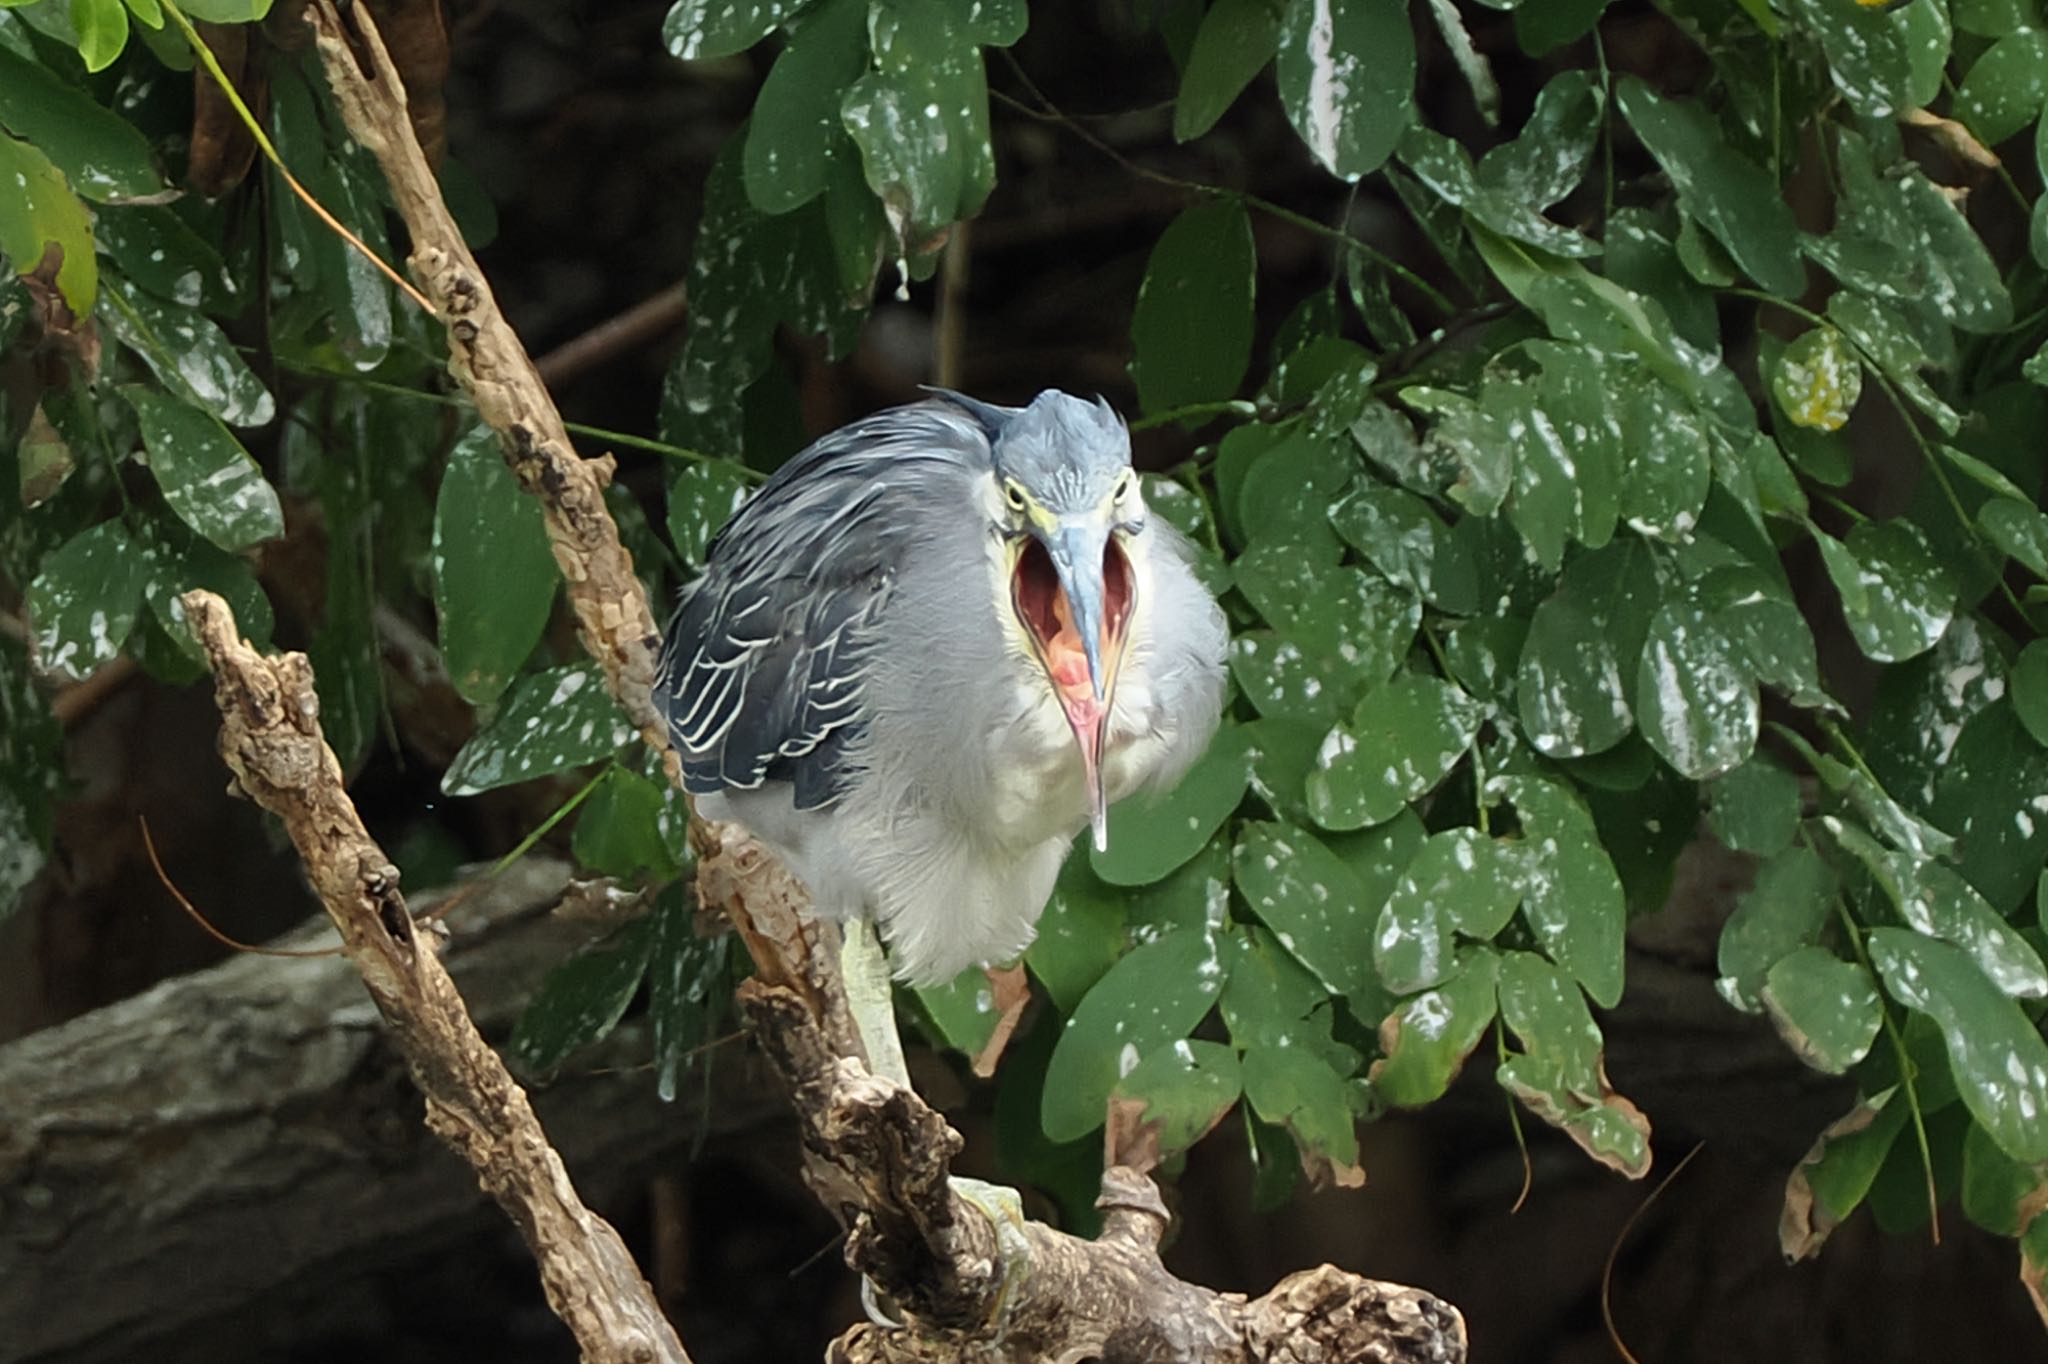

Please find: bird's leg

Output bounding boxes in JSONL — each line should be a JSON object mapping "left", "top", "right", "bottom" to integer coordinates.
{"left": 839, "top": 914, "right": 910, "bottom": 1087}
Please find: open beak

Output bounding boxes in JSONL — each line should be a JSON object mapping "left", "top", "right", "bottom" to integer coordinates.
{"left": 1012, "top": 514, "right": 1134, "bottom": 852}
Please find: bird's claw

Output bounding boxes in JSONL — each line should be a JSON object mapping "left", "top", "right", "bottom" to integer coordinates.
{"left": 857, "top": 1178, "right": 1030, "bottom": 1341}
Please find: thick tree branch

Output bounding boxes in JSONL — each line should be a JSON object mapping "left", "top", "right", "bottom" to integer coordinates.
{"left": 178, "top": 589, "right": 690, "bottom": 1364}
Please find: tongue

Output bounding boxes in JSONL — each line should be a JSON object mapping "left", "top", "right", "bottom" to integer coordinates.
{"left": 1045, "top": 586, "right": 1095, "bottom": 701}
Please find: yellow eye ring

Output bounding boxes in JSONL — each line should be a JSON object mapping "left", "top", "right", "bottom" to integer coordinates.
{"left": 1003, "top": 481, "right": 1028, "bottom": 511}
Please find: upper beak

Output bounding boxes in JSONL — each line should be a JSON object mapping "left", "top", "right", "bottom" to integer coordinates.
{"left": 1041, "top": 514, "right": 1120, "bottom": 852}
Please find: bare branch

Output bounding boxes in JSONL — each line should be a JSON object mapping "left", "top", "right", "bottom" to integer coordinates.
{"left": 179, "top": 589, "right": 691, "bottom": 1364}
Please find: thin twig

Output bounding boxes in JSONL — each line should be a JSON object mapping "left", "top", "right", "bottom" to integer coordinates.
{"left": 535, "top": 283, "right": 691, "bottom": 389}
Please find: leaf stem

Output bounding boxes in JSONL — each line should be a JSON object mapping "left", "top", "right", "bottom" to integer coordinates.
{"left": 1129, "top": 399, "right": 1260, "bottom": 432}
{"left": 1833, "top": 898, "right": 1942, "bottom": 1245}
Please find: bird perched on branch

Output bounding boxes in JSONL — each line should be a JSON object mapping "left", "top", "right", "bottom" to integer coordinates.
{"left": 655, "top": 389, "right": 1228, "bottom": 1000}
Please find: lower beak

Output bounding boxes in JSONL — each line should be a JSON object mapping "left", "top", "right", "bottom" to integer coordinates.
{"left": 1044, "top": 523, "right": 1119, "bottom": 852}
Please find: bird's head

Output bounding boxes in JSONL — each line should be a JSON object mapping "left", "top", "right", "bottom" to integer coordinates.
{"left": 969, "top": 390, "right": 1147, "bottom": 853}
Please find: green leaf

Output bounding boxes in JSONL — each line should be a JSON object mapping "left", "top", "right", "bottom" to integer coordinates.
{"left": 1495, "top": 775, "right": 1627, "bottom": 1007}
{"left": 1113, "top": 1039, "right": 1243, "bottom": 1158}
{"left": 1772, "top": 327, "right": 1863, "bottom": 433}
{"left": 2012, "top": 640, "right": 2048, "bottom": 747}
{"left": 648, "top": 885, "right": 724, "bottom": 1102}
{"left": 433, "top": 424, "right": 558, "bottom": 705}
{"left": 1233, "top": 820, "right": 1377, "bottom": 1001}
{"left": 1759, "top": 947, "right": 1884, "bottom": 1074}
{"left": 0, "top": 46, "right": 163, "bottom": 201}
{"left": 1242, "top": 1044, "right": 1363, "bottom": 1184}
{"left": 143, "top": 520, "right": 275, "bottom": 665}
{"left": 1955, "top": 28, "right": 2048, "bottom": 146}
{"left": 509, "top": 917, "right": 655, "bottom": 1077}
{"left": 573, "top": 766, "right": 682, "bottom": 881}
{"left": 1716, "top": 843, "right": 1837, "bottom": 1012}
{"left": 1375, "top": 827, "right": 1521, "bottom": 994}
{"left": 1495, "top": 950, "right": 1651, "bottom": 1178}
{"left": 665, "top": 460, "right": 753, "bottom": 572}
{"left": 662, "top": 0, "right": 814, "bottom": 59}
{"left": 1931, "top": 703, "right": 2048, "bottom": 910}
{"left": 1275, "top": 0, "right": 1414, "bottom": 180}
{"left": 744, "top": 0, "right": 866, "bottom": 212}
{"left": 101, "top": 275, "right": 275, "bottom": 427}
{"left": 1634, "top": 599, "right": 1758, "bottom": 780}
{"left": 25, "top": 522, "right": 149, "bottom": 683}
{"left": 1961, "top": 1118, "right": 2043, "bottom": 1236}
{"left": 1616, "top": 372, "right": 1712, "bottom": 541}
{"left": 1516, "top": 537, "right": 1658, "bottom": 759}
{"left": 1174, "top": 0, "right": 1281, "bottom": 141}
{"left": 1476, "top": 70, "right": 1602, "bottom": 209}
{"left": 0, "top": 784, "right": 45, "bottom": 923}
{"left": 1026, "top": 857, "right": 1128, "bottom": 1015}
{"left": 1041, "top": 926, "right": 1239, "bottom": 1142}
{"left": 1783, "top": 1090, "right": 1912, "bottom": 1258}
{"left": 1614, "top": 78, "right": 1804, "bottom": 297}
{"left": 0, "top": 132, "right": 95, "bottom": 315}
{"left": 1491, "top": 379, "right": 1576, "bottom": 570}
{"left": 1094, "top": 723, "right": 1249, "bottom": 885}
{"left": 123, "top": 386, "right": 284, "bottom": 552}
{"left": 172, "top": 0, "right": 274, "bottom": 18}
{"left": 1221, "top": 924, "right": 1359, "bottom": 1068}
{"left": 70, "top": 0, "right": 126, "bottom": 71}
{"left": 914, "top": 965, "right": 1005, "bottom": 1056}
{"left": 1234, "top": 552, "right": 1418, "bottom": 715}
{"left": 1527, "top": 342, "right": 1623, "bottom": 549}
{"left": 1706, "top": 751, "right": 1800, "bottom": 856}
{"left": 1867, "top": 928, "right": 2048, "bottom": 1163}
{"left": 1369, "top": 948, "right": 1500, "bottom": 1107}
{"left": 1700, "top": 565, "right": 1830, "bottom": 710}
{"left": 1396, "top": 126, "right": 1598, "bottom": 258}
{"left": 1130, "top": 197, "right": 1256, "bottom": 416}
{"left": 1330, "top": 477, "right": 1477, "bottom": 609}
{"left": 1306, "top": 673, "right": 1482, "bottom": 832}
{"left": 93, "top": 204, "right": 237, "bottom": 313}
{"left": 443, "top": 663, "right": 637, "bottom": 796}
{"left": 1814, "top": 521, "right": 1955, "bottom": 664}
{"left": 1779, "top": 0, "right": 1916, "bottom": 118}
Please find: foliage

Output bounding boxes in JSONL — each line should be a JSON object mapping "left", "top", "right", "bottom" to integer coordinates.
{"left": 4, "top": 0, "right": 2048, "bottom": 1314}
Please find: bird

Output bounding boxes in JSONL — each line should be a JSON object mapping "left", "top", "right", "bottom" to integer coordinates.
{"left": 654, "top": 388, "right": 1229, "bottom": 997}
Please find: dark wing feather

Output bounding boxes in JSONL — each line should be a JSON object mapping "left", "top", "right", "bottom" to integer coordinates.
{"left": 655, "top": 402, "right": 989, "bottom": 810}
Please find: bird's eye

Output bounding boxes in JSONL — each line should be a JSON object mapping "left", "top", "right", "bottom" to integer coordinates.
{"left": 1003, "top": 481, "right": 1028, "bottom": 512}
{"left": 1113, "top": 471, "right": 1136, "bottom": 502}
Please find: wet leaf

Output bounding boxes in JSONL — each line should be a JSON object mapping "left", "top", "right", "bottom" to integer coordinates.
{"left": 1370, "top": 948, "right": 1500, "bottom": 1106}
{"left": 1041, "top": 926, "right": 1239, "bottom": 1142}
{"left": 662, "top": 0, "right": 814, "bottom": 60}
{"left": 1130, "top": 197, "right": 1256, "bottom": 416}
{"left": 123, "top": 386, "right": 284, "bottom": 552}
{"left": 1476, "top": 70, "right": 1602, "bottom": 209}
{"left": 1634, "top": 599, "right": 1758, "bottom": 779}
{"left": 1760, "top": 947, "right": 1883, "bottom": 1074}
{"left": 25, "top": 522, "right": 149, "bottom": 683}
{"left": 648, "top": 886, "right": 724, "bottom": 1102}
{"left": 1221, "top": 925, "right": 1359, "bottom": 1069}
{"left": 143, "top": 521, "right": 275, "bottom": 665}
{"left": 1780, "top": 0, "right": 1916, "bottom": 118}
{"left": 573, "top": 766, "right": 682, "bottom": 881}
{"left": 443, "top": 663, "right": 637, "bottom": 796}
{"left": 1026, "top": 857, "right": 1127, "bottom": 1015}
{"left": 1330, "top": 477, "right": 1474, "bottom": 609}
{"left": 2012, "top": 640, "right": 2048, "bottom": 747}
{"left": 71, "top": 0, "right": 128, "bottom": 72}
{"left": 1113, "top": 1039, "right": 1242, "bottom": 1158}
{"left": 1773, "top": 327, "right": 1864, "bottom": 433}
{"left": 1175, "top": 0, "right": 1281, "bottom": 141}
{"left": 101, "top": 276, "right": 275, "bottom": 427}
{"left": 664, "top": 460, "right": 753, "bottom": 574}
{"left": 1527, "top": 341, "right": 1623, "bottom": 549}
{"left": 1516, "top": 538, "right": 1657, "bottom": 759}
{"left": 0, "top": 46, "right": 163, "bottom": 201}
{"left": 1931, "top": 702, "right": 2048, "bottom": 911}
{"left": 434, "top": 424, "right": 558, "bottom": 705}
{"left": 915, "top": 965, "right": 1005, "bottom": 1056}
{"left": 1815, "top": 521, "right": 1955, "bottom": 664}
{"left": 744, "top": 0, "right": 867, "bottom": 212}
{"left": 1717, "top": 843, "right": 1838, "bottom": 1012}
{"left": 1700, "top": 565, "right": 1830, "bottom": 710}
{"left": 1983, "top": 497, "right": 2048, "bottom": 577}
{"left": 1961, "top": 1118, "right": 2044, "bottom": 1237}
{"left": 1706, "top": 751, "right": 1801, "bottom": 857}
{"left": 1275, "top": 0, "right": 1414, "bottom": 180}
{"left": 1617, "top": 372, "right": 1712, "bottom": 541}
{"left": 509, "top": 917, "right": 654, "bottom": 1077}
{"left": 1376, "top": 828, "right": 1521, "bottom": 995}
{"left": 1307, "top": 673, "right": 1482, "bottom": 831}
{"left": 1242, "top": 1044, "right": 1364, "bottom": 1186}
{"left": 1496, "top": 775, "right": 1627, "bottom": 1008}
{"left": 1495, "top": 950, "right": 1651, "bottom": 1178}
{"left": 1956, "top": 29, "right": 2048, "bottom": 146}
{"left": 1615, "top": 79, "right": 1803, "bottom": 297}
{"left": 1397, "top": 126, "right": 1598, "bottom": 259}
{"left": 1783, "top": 1090, "right": 1911, "bottom": 1260}
{"left": 0, "top": 132, "right": 95, "bottom": 315}
{"left": 1868, "top": 928, "right": 2048, "bottom": 1163}
{"left": 1093, "top": 723, "right": 1249, "bottom": 886}
{"left": 1233, "top": 820, "right": 1376, "bottom": 1001}
{"left": 93, "top": 204, "right": 237, "bottom": 313}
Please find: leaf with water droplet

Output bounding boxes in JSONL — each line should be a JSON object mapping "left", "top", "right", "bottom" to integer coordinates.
{"left": 1828, "top": 293, "right": 1962, "bottom": 434}
{"left": 0, "top": 131, "right": 96, "bottom": 316}
{"left": 1778, "top": 0, "right": 1916, "bottom": 118}
{"left": 102, "top": 276, "right": 274, "bottom": 427}
{"left": 1174, "top": 0, "right": 1281, "bottom": 142}
{"left": 1706, "top": 750, "right": 1801, "bottom": 856}
{"left": 665, "top": 460, "right": 752, "bottom": 575}
{"left": 744, "top": 0, "right": 867, "bottom": 213}
{"left": 1397, "top": 125, "right": 1598, "bottom": 258}
{"left": 1815, "top": 520, "right": 1956, "bottom": 664}
{"left": 1616, "top": 370, "right": 1712, "bottom": 541}
{"left": 1495, "top": 950, "right": 1651, "bottom": 1178}
{"left": 434, "top": 424, "right": 558, "bottom": 705}
{"left": 662, "top": 0, "right": 814, "bottom": 60}
{"left": 1982, "top": 497, "right": 2048, "bottom": 577}
{"left": 1370, "top": 947, "right": 1499, "bottom": 1106}
{"left": 1516, "top": 537, "right": 1657, "bottom": 759}
{"left": 1040, "top": 925, "right": 1240, "bottom": 1143}
{"left": 1634, "top": 598, "right": 1758, "bottom": 779}
{"left": 1374, "top": 827, "right": 1520, "bottom": 995}
{"left": 443, "top": 663, "right": 637, "bottom": 796}
{"left": 1495, "top": 775, "right": 1627, "bottom": 1007}
{"left": 1867, "top": 928, "right": 2048, "bottom": 1162}
{"left": 25, "top": 522, "right": 148, "bottom": 683}
{"left": 1221, "top": 925, "right": 1362, "bottom": 1070}
{"left": 573, "top": 766, "right": 684, "bottom": 881}
{"left": 94, "top": 204, "right": 237, "bottom": 314}
{"left": 1027, "top": 857, "right": 1129, "bottom": 1015}
{"left": 1130, "top": 197, "right": 1256, "bottom": 416}
{"left": 123, "top": 385, "right": 284, "bottom": 552}
{"left": 0, "top": 46, "right": 163, "bottom": 202}
{"left": 1956, "top": 29, "right": 2048, "bottom": 148}
{"left": 509, "top": 917, "right": 655, "bottom": 1078}
{"left": 143, "top": 520, "right": 274, "bottom": 665}
{"left": 1717, "top": 843, "right": 1837, "bottom": 1012}
{"left": 1233, "top": 819, "right": 1378, "bottom": 1002}
{"left": 1242, "top": 1044, "right": 1364, "bottom": 1187}
{"left": 1275, "top": 0, "right": 1414, "bottom": 180}
{"left": 1759, "top": 947, "right": 1883, "bottom": 1075}
{"left": 1092, "top": 723, "right": 1249, "bottom": 886}
{"left": 1114, "top": 1039, "right": 1243, "bottom": 1159}
{"left": 1307, "top": 673, "right": 1482, "bottom": 832}
{"left": 1476, "top": 70, "right": 1603, "bottom": 210}
{"left": 648, "top": 885, "right": 724, "bottom": 1102}
{"left": 1773, "top": 327, "right": 1864, "bottom": 433}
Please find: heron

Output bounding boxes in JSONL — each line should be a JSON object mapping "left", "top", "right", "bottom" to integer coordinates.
{"left": 655, "top": 388, "right": 1228, "bottom": 1083}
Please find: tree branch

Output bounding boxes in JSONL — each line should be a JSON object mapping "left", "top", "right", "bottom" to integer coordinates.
{"left": 178, "top": 589, "right": 690, "bottom": 1364}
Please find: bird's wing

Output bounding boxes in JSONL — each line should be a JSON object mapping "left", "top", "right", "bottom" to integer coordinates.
{"left": 655, "top": 402, "right": 991, "bottom": 810}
